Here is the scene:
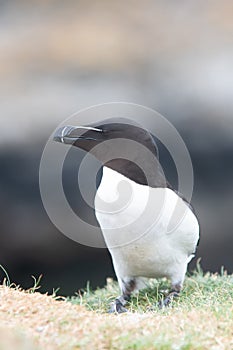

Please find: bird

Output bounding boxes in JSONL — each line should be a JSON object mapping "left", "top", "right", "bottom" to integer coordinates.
{"left": 53, "top": 118, "right": 200, "bottom": 313}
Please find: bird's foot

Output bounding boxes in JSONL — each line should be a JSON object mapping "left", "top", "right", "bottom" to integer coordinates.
{"left": 158, "top": 291, "right": 180, "bottom": 309}
{"left": 108, "top": 298, "right": 128, "bottom": 314}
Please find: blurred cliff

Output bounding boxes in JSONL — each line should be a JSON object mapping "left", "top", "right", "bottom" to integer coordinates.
{"left": 0, "top": 0, "right": 233, "bottom": 295}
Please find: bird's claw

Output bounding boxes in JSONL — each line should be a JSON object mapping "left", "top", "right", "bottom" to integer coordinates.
{"left": 108, "top": 299, "right": 128, "bottom": 314}
{"left": 158, "top": 291, "right": 180, "bottom": 309}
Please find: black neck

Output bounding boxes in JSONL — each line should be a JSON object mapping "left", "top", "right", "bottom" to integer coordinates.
{"left": 105, "top": 159, "right": 166, "bottom": 188}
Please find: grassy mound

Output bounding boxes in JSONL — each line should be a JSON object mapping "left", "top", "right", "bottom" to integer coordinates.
{"left": 0, "top": 269, "right": 232, "bottom": 349}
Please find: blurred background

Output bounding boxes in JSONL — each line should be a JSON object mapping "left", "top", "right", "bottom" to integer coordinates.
{"left": 0, "top": 0, "right": 233, "bottom": 295}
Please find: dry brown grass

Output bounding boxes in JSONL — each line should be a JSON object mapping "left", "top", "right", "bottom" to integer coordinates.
{"left": 0, "top": 272, "right": 233, "bottom": 350}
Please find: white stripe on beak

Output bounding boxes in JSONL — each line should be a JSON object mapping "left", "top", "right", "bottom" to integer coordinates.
{"left": 60, "top": 126, "right": 71, "bottom": 143}
{"left": 60, "top": 125, "right": 103, "bottom": 143}
{"left": 75, "top": 126, "right": 103, "bottom": 132}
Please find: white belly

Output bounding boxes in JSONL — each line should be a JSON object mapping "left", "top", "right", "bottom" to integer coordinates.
{"left": 95, "top": 167, "right": 199, "bottom": 280}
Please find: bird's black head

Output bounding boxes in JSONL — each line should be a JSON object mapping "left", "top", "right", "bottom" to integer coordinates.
{"left": 53, "top": 118, "right": 166, "bottom": 187}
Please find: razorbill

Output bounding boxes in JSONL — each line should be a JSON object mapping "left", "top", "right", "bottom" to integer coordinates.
{"left": 54, "top": 118, "right": 200, "bottom": 312}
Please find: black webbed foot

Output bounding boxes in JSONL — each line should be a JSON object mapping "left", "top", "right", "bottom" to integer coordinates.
{"left": 108, "top": 277, "right": 136, "bottom": 314}
{"left": 108, "top": 298, "right": 128, "bottom": 313}
{"left": 158, "top": 291, "right": 180, "bottom": 309}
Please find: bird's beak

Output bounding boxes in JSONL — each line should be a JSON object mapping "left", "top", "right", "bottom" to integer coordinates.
{"left": 53, "top": 125, "right": 101, "bottom": 145}
{"left": 53, "top": 126, "right": 77, "bottom": 144}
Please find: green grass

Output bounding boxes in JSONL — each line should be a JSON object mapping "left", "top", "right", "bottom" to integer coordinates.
{"left": 67, "top": 268, "right": 233, "bottom": 349}
{"left": 1, "top": 266, "right": 233, "bottom": 349}
{"left": 69, "top": 268, "right": 233, "bottom": 314}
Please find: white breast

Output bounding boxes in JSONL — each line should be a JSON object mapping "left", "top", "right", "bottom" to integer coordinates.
{"left": 95, "top": 167, "right": 199, "bottom": 280}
